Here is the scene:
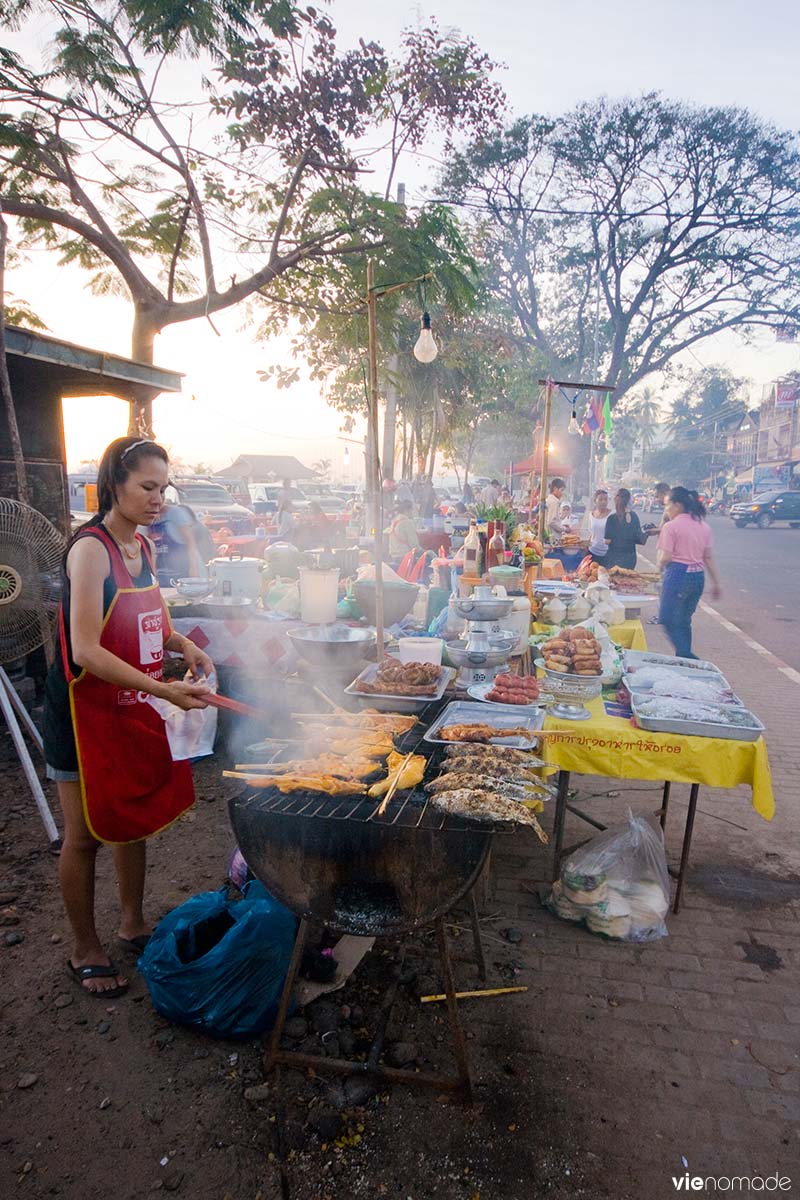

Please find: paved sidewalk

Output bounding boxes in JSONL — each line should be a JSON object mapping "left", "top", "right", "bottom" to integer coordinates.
{"left": 491, "top": 606, "right": 800, "bottom": 1196}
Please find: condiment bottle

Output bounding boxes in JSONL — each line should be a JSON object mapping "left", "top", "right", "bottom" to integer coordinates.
{"left": 464, "top": 521, "right": 481, "bottom": 575}
{"left": 487, "top": 521, "right": 506, "bottom": 570}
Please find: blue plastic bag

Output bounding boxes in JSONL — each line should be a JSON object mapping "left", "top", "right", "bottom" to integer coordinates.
{"left": 138, "top": 880, "right": 296, "bottom": 1039}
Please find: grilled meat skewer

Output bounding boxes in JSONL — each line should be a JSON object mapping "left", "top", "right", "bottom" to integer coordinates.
{"left": 430, "top": 771, "right": 554, "bottom": 799}
{"left": 443, "top": 745, "right": 549, "bottom": 766}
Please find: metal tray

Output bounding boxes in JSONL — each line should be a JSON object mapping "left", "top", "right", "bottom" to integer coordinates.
{"left": 630, "top": 694, "right": 764, "bottom": 742}
{"left": 423, "top": 701, "right": 545, "bottom": 749}
{"left": 623, "top": 649, "right": 723, "bottom": 676}
{"left": 344, "top": 663, "right": 455, "bottom": 713}
{"left": 622, "top": 667, "right": 734, "bottom": 694}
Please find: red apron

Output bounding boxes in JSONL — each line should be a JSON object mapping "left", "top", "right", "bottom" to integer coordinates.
{"left": 60, "top": 527, "right": 195, "bottom": 844}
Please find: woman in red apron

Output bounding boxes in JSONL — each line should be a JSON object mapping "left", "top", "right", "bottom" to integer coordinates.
{"left": 43, "top": 437, "right": 213, "bottom": 997}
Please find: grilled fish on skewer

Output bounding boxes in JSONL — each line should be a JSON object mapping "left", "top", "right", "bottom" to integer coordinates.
{"left": 438, "top": 758, "right": 554, "bottom": 784}
{"left": 443, "top": 745, "right": 550, "bottom": 768}
{"left": 432, "top": 769, "right": 555, "bottom": 798}
{"left": 425, "top": 776, "right": 546, "bottom": 810}
{"left": 223, "top": 771, "right": 364, "bottom": 795}
{"left": 427, "top": 789, "right": 549, "bottom": 844}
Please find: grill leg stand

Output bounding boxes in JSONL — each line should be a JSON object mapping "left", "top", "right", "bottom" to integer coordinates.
{"left": 659, "top": 781, "right": 671, "bottom": 831}
{"left": 265, "top": 917, "right": 309, "bottom": 1075}
{"left": 468, "top": 891, "right": 487, "bottom": 982}
{"left": 672, "top": 785, "right": 700, "bottom": 915}
{"left": 550, "top": 769, "right": 571, "bottom": 882}
{"left": 435, "top": 916, "right": 473, "bottom": 1104}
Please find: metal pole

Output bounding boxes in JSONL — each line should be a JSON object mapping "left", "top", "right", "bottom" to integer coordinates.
{"left": 537, "top": 378, "right": 554, "bottom": 546}
{"left": 366, "top": 261, "right": 386, "bottom": 659}
{"left": 589, "top": 268, "right": 601, "bottom": 497}
{"left": 0, "top": 671, "right": 58, "bottom": 843}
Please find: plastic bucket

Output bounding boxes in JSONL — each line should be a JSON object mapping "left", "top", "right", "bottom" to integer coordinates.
{"left": 398, "top": 637, "right": 443, "bottom": 665}
{"left": 298, "top": 567, "right": 340, "bottom": 624}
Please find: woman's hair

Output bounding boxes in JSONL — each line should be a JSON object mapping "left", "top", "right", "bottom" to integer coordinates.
{"left": 64, "top": 436, "right": 168, "bottom": 564}
{"left": 594, "top": 489, "right": 608, "bottom": 504}
{"left": 614, "top": 487, "right": 631, "bottom": 517}
{"left": 669, "top": 486, "right": 706, "bottom": 519}
{"left": 95, "top": 437, "right": 169, "bottom": 517}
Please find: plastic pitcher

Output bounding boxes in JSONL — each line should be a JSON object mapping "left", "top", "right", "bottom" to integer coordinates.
{"left": 298, "top": 567, "right": 340, "bottom": 624}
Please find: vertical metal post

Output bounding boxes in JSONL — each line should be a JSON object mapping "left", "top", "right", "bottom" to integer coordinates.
{"left": 435, "top": 916, "right": 473, "bottom": 1102}
{"left": 265, "top": 916, "right": 309, "bottom": 1074}
{"left": 366, "top": 261, "right": 385, "bottom": 659}
{"left": 550, "top": 768, "right": 571, "bottom": 882}
{"left": 673, "top": 784, "right": 700, "bottom": 914}
{"left": 537, "top": 378, "right": 554, "bottom": 546}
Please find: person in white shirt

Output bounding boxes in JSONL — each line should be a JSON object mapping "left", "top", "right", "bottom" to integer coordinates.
{"left": 544, "top": 478, "right": 567, "bottom": 535}
{"left": 580, "top": 489, "right": 611, "bottom": 560}
{"left": 481, "top": 479, "right": 501, "bottom": 506}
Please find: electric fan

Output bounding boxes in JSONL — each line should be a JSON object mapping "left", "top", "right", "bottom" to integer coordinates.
{"left": 0, "top": 497, "right": 65, "bottom": 845}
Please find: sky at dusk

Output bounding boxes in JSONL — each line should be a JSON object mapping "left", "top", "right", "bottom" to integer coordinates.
{"left": 6, "top": 0, "right": 800, "bottom": 475}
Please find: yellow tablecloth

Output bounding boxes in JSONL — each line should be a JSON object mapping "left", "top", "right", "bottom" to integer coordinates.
{"left": 532, "top": 620, "right": 647, "bottom": 651}
{"left": 542, "top": 696, "right": 774, "bottom": 821}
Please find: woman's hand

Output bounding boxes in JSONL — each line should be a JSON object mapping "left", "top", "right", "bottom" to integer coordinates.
{"left": 710, "top": 583, "right": 722, "bottom": 602}
{"left": 160, "top": 679, "right": 211, "bottom": 711}
{"left": 182, "top": 639, "right": 214, "bottom": 681}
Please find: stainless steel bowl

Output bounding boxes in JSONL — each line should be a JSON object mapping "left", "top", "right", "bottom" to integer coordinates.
{"left": 446, "top": 634, "right": 516, "bottom": 668}
{"left": 451, "top": 597, "right": 514, "bottom": 621}
{"left": 171, "top": 576, "right": 213, "bottom": 599}
{"left": 287, "top": 623, "right": 376, "bottom": 667}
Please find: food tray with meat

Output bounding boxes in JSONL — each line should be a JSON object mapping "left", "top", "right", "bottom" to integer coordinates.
{"left": 344, "top": 660, "right": 455, "bottom": 712}
{"left": 630, "top": 694, "right": 764, "bottom": 742}
{"left": 423, "top": 701, "right": 545, "bottom": 748}
{"left": 623, "top": 650, "right": 726, "bottom": 680}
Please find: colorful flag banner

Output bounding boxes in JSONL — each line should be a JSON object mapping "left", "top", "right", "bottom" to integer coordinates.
{"left": 602, "top": 391, "right": 613, "bottom": 434}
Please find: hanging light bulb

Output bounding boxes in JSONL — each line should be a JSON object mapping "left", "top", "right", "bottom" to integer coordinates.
{"left": 567, "top": 407, "right": 582, "bottom": 436}
{"left": 413, "top": 311, "right": 438, "bottom": 363}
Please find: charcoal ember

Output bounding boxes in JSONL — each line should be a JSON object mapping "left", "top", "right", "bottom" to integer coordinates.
{"left": 337, "top": 1028, "right": 356, "bottom": 1057}
{"left": 322, "top": 1034, "right": 340, "bottom": 1058}
{"left": 310, "top": 1001, "right": 340, "bottom": 1035}
{"left": 344, "top": 1076, "right": 377, "bottom": 1107}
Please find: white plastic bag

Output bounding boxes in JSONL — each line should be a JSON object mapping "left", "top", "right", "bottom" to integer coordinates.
{"left": 547, "top": 810, "right": 670, "bottom": 941}
{"left": 147, "top": 671, "right": 218, "bottom": 761}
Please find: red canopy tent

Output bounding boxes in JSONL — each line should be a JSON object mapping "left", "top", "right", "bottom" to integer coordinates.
{"left": 510, "top": 453, "right": 573, "bottom": 478}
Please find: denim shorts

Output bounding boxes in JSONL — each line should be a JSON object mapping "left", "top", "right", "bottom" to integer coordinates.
{"left": 46, "top": 765, "right": 80, "bottom": 783}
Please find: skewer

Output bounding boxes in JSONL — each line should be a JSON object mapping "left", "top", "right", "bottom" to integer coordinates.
{"left": 309, "top": 684, "right": 348, "bottom": 713}
{"left": 420, "top": 986, "right": 528, "bottom": 1004}
{"left": 373, "top": 750, "right": 415, "bottom": 818}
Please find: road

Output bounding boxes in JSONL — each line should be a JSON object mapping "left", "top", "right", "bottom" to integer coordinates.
{"left": 641, "top": 512, "right": 800, "bottom": 670}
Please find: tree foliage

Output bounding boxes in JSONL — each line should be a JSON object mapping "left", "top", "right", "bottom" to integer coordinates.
{"left": 441, "top": 94, "right": 800, "bottom": 406}
{"left": 0, "top": 2, "right": 503, "bottom": 431}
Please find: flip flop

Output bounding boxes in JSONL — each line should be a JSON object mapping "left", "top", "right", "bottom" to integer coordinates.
{"left": 67, "top": 960, "right": 129, "bottom": 999}
{"left": 117, "top": 934, "right": 151, "bottom": 954}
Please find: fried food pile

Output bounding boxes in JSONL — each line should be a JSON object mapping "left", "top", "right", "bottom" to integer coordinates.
{"left": 354, "top": 658, "right": 442, "bottom": 697}
{"left": 608, "top": 566, "right": 659, "bottom": 593}
{"left": 542, "top": 626, "right": 603, "bottom": 676}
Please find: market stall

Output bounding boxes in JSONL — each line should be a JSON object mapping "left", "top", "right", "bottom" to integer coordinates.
{"left": 543, "top": 695, "right": 774, "bottom": 913}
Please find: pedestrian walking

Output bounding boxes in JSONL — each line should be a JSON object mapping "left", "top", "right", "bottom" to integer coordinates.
{"left": 656, "top": 487, "right": 722, "bottom": 659}
{"left": 581, "top": 489, "right": 610, "bottom": 561}
{"left": 603, "top": 488, "right": 647, "bottom": 569}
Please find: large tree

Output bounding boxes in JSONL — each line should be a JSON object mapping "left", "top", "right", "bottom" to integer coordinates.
{"left": 440, "top": 94, "right": 800, "bottom": 405}
{"left": 0, "top": 1, "right": 503, "bottom": 430}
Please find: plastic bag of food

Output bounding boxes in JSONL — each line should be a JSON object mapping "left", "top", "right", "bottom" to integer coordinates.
{"left": 138, "top": 881, "right": 296, "bottom": 1038}
{"left": 147, "top": 670, "right": 218, "bottom": 760}
{"left": 546, "top": 810, "right": 670, "bottom": 941}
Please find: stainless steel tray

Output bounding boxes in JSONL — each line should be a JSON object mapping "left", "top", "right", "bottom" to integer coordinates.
{"left": 624, "top": 649, "right": 724, "bottom": 677}
{"left": 344, "top": 663, "right": 454, "bottom": 713}
{"left": 622, "top": 669, "right": 736, "bottom": 698}
{"left": 630, "top": 694, "right": 764, "bottom": 742}
{"left": 423, "top": 701, "right": 544, "bottom": 748}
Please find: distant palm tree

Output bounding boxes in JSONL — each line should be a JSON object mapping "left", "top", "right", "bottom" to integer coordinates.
{"left": 667, "top": 396, "right": 696, "bottom": 438}
{"left": 624, "top": 387, "right": 662, "bottom": 453}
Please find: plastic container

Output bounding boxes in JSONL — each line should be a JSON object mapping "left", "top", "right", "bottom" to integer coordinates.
{"left": 298, "top": 566, "right": 340, "bottom": 624}
{"left": 398, "top": 637, "right": 444, "bottom": 666}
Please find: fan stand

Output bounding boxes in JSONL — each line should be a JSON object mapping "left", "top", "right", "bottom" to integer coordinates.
{"left": 0, "top": 664, "right": 60, "bottom": 848}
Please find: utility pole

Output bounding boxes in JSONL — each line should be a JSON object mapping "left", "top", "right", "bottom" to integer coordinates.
{"left": 381, "top": 184, "right": 406, "bottom": 480}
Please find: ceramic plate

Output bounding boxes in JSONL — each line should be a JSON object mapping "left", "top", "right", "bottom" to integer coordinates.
{"left": 467, "top": 683, "right": 544, "bottom": 709}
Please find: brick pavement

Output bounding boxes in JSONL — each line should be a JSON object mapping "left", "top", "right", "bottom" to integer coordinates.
{"left": 489, "top": 607, "right": 800, "bottom": 1196}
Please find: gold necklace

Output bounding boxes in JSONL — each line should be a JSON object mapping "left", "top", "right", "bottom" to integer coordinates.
{"left": 103, "top": 522, "right": 140, "bottom": 561}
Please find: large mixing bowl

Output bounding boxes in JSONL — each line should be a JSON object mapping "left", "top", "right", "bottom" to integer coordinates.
{"left": 352, "top": 579, "right": 419, "bottom": 626}
{"left": 287, "top": 623, "right": 376, "bottom": 667}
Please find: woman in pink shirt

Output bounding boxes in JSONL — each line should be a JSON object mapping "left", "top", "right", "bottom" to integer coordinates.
{"left": 656, "top": 488, "right": 722, "bottom": 658}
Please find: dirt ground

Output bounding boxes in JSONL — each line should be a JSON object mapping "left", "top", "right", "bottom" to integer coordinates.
{"left": 2, "top": 639, "right": 798, "bottom": 1200}
{"left": 0, "top": 743, "right": 605, "bottom": 1200}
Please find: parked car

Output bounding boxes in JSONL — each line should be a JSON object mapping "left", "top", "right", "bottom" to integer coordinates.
{"left": 167, "top": 480, "right": 254, "bottom": 531}
{"left": 729, "top": 490, "right": 800, "bottom": 529}
{"left": 249, "top": 483, "right": 310, "bottom": 515}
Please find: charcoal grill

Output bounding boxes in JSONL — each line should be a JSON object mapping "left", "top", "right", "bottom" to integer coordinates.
{"left": 227, "top": 752, "right": 508, "bottom": 1101}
